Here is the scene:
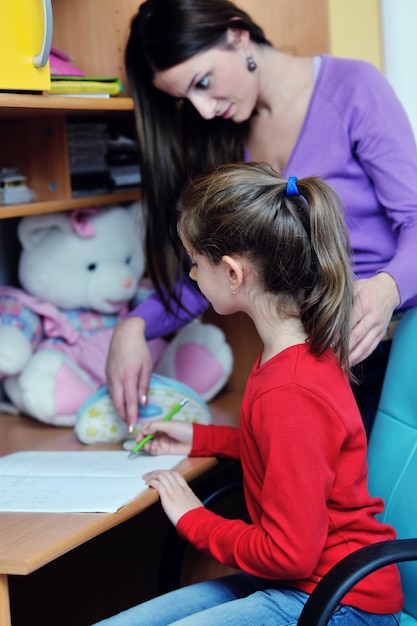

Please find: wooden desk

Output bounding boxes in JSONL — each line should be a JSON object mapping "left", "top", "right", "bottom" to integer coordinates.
{"left": 0, "top": 392, "right": 241, "bottom": 626}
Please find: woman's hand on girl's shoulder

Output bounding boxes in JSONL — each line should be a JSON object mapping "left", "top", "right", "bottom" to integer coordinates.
{"left": 349, "top": 273, "right": 401, "bottom": 366}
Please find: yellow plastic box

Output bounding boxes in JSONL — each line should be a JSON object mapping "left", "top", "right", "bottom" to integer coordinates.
{"left": 0, "top": 0, "right": 51, "bottom": 91}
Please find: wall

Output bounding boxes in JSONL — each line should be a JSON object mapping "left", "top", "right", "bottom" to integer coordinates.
{"left": 380, "top": 0, "right": 417, "bottom": 141}
{"left": 328, "top": 0, "right": 417, "bottom": 142}
{"left": 328, "top": 0, "right": 382, "bottom": 68}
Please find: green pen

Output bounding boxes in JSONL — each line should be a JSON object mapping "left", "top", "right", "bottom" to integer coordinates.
{"left": 128, "top": 398, "right": 189, "bottom": 458}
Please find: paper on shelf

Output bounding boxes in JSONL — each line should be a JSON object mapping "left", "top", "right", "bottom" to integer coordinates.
{"left": 0, "top": 451, "right": 186, "bottom": 513}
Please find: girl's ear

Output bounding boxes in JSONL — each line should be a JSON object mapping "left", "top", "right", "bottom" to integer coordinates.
{"left": 226, "top": 27, "right": 250, "bottom": 49}
{"left": 221, "top": 255, "right": 244, "bottom": 291}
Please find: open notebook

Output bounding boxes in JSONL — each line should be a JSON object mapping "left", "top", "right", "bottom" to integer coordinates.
{"left": 0, "top": 450, "right": 186, "bottom": 513}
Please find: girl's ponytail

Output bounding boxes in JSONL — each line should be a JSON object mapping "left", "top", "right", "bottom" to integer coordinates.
{"left": 177, "top": 162, "right": 355, "bottom": 375}
{"left": 294, "top": 178, "right": 354, "bottom": 374}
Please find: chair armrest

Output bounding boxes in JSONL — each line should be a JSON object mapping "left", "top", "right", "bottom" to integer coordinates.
{"left": 297, "top": 538, "right": 417, "bottom": 626}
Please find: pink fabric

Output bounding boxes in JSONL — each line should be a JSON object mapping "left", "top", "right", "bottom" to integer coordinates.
{"left": 41, "top": 332, "right": 167, "bottom": 388}
{"left": 0, "top": 286, "right": 80, "bottom": 344}
{"left": 54, "top": 362, "right": 96, "bottom": 414}
{"left": 0, "top": 285, "right": 168, "bottom": 389}
{"left": 174, "top": 344, "right": 224, "bottom": 394}
{"left": 0, "top": 286, "right": 121, "bottom": 386}
{"left": 40, "top": 327, "right": 114, "bottom": 387}
{"left": 69, "top": 208, "right": 100, "bottom": 238}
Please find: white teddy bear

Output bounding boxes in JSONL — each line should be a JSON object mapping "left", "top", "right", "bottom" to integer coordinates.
{"left": 0, "top": 203, "right": 233, "bottom": 431}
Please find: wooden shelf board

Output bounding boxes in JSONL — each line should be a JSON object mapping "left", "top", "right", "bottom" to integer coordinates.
{"left": 0, "top": 189, "right": 141, "bottom": 219}
{"left": 0, "top": 93, "right": 134, "bottom": 117}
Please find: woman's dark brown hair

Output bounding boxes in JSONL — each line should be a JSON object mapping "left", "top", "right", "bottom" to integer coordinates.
{"left": 125, "top": 0, "right": 271, "bottom": 309}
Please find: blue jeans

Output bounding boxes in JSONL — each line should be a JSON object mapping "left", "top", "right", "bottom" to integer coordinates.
{"left": 93, "top": 573, "right": 400, "bottom": 626}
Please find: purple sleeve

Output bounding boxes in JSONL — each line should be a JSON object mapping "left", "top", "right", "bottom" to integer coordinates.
{"left": 127, "top": 277, "right": 209, "bottom": 340}
{"left": 348, "top": 62, "right": 417, "bottom": 307}
{"left": 289, "top": 57, "right": 417, "bottom": 309}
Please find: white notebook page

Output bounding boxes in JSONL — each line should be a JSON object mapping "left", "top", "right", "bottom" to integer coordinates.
{"left": 0, "top": 450, "right": 186, "bottom": 513}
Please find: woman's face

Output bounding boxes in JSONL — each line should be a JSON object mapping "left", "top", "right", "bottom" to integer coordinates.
{"left": 152, "top": 30, "right": 258, "bottom": 123}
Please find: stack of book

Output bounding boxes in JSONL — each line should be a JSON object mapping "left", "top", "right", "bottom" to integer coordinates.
{"left": 68, "top": 121, "right": 111, "bottom": 195}
{"left": 107, "top": 135, "right": 141, "bottom": 189}
{"left": 48, "top": 47, "right": 123, "bottom": 98}
{"left": 67, "top": 121, "right": 141, "bottom": 196}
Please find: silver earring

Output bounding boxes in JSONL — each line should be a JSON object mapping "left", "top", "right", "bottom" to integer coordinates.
{"left": 246, "top": 51, "right": 257, "bottom": 72}
{"left": 230, "top": 285, "right": 239, "bottom": 294}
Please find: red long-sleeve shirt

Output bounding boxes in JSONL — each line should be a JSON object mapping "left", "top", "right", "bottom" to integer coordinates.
{"left": 177, "top": 344, "right": 403, "bottom": 614}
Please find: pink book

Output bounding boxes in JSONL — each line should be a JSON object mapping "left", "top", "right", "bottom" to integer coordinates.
{"left": 49, "top": 46, "right": 86, "bottom": 77}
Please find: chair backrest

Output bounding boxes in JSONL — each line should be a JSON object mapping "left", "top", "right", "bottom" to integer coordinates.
{"left": 367, "top": 308, "right": 417, "bottom": 624}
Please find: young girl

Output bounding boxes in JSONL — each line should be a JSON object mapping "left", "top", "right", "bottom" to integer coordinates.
{"left": 96, "top": 162, "right": 403, "bottom": 625}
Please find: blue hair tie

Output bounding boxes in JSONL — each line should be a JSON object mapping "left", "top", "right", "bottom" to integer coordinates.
{"left": 286, "top": 176, "right": 300, "bottom": 197}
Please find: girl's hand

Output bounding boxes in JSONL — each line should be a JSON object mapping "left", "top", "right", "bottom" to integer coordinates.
{"left": 143, "top": 469, "right": 203, "bottom": 526}
{"left": 136, "top": 420, "right": 194, "bottom": 456}
{"left": 105, "top": 316, "right": 153, "bottom": 432}
{"left": 349, "top": 273, "right": 400, "bottom": 366}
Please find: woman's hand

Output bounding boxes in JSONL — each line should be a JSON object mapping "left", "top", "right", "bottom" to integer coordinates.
{"left": 136, "top": 420, "right": 194, "bottom": 456}
{"left": 349, "top": 273, "right": 400, "bottom": 366}
{"left": 105, "top": 316, "right": 153, "bottom": 432}
{"left": 143, "top": 469, "right": 203, "bottom": 526}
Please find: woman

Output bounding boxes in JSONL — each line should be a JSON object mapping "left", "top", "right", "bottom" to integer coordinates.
{"left": 107, "top": 0, "right": 417, "bottom": 436}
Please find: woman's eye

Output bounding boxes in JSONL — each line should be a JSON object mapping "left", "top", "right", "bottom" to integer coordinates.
{"left": 196, "top": 75, "right": 210, "bottom": 90}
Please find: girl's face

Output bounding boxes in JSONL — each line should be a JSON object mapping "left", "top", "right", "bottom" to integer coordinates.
{"left": 184, "top": 244, "right": 239, "bottom": 316}
{"left": 153, "top": 30, "right": 258, "bottom": 123}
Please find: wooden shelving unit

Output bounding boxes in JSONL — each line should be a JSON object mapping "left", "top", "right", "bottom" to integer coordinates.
{"left": 0, "top": 0, "right": 141, "bottom": 219}
{"left": 0, "top": 101, "right": 140, "bottom": 218}
{"left": 0, "top": 94, "right": 139, "bottom": 219}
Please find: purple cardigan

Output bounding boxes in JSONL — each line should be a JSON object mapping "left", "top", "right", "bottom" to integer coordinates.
{"left": 132, "top": 55, "right": 417, "bottom": 340}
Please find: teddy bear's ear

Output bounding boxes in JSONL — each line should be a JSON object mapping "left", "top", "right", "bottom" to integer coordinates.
{"left": 18, "top": 213, "right": 70, "bottom": 251}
